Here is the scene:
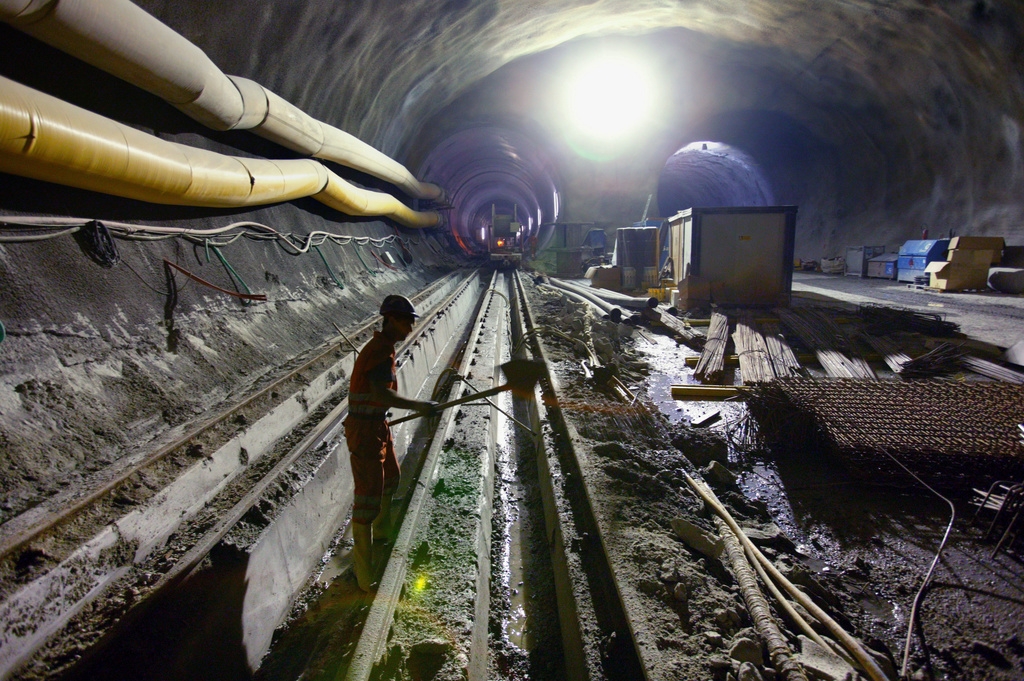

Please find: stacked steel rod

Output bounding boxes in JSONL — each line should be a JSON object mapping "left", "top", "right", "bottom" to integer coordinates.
{"left": 746, "top": 378, "right": 1024, "bottom": 482}
{"left": 899, "top": 342, "right": 964, "bottom": 379}
{"left": 963, "top": 356, "right": 1024, "bottom": 384}
{"left": 859, "top": 304, "right": 959, "bottom": 337}
{"left": 733, "top": 319, "right": 774, "bottom": 384}
{"left": 658, "top": 311, "right": 705, "bottom": 349}
{"left": 861, "top": 333, "right": 912, "bottom": 374}
{"left": 695, "top": 312, "right": 729, "bottom": 382}
{"left": 760, "top": 320, "right": 803, "bottom": 378}
{"left": 776, "top": 308, "right": 876, "bottom": 379}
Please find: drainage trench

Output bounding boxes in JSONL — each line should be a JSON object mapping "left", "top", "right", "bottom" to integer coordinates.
{"left": 255, "top": 269, "right": 644, "bottom": 681}
{"left": 1, "top": 271, "right": 480, "bottom": 680}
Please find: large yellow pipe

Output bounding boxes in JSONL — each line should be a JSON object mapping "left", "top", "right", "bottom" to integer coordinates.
{"left": 0, "top": 76, "right": 440, "bottom": 227}
{"left": 0, "top": 0, "right": 444, "bottom": 201}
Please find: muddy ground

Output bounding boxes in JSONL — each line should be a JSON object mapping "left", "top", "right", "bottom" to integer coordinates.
{"left": 94, "top": 273, "right": 1024, "bottom": 681}
{"left": 524, "top": 277, "right": 1024, "bottom": 681}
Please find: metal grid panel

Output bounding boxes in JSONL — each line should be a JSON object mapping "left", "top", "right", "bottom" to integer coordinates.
{"left": 750, "top": 379, "right": 1024, "bottom": 480}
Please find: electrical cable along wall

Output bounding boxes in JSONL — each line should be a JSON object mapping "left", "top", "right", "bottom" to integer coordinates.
{"left": 0, "top": 215, "right": 421, "bottom": 301}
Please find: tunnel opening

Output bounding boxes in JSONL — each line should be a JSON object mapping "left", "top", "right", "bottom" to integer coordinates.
{"left": 656, "top": 141, "right": 774, "bottom": 217}
{"left": 418, "top": 126, "right": 560, "bottom": 256}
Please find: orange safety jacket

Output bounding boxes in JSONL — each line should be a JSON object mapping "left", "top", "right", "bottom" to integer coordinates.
{"left": 348, "top": 331, "right": 397, "bottom": 420}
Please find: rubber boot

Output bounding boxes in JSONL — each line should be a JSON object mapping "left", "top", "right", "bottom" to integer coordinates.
{"left": 352, "top": 522, "right": 375, "bottom": 593}
{"left": 372, "top": 495, "right": 393, "bottom": 544}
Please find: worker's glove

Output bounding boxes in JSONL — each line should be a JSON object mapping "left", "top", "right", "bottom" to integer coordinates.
{"left": 418, "top": 400, "right": 440, "bottom": 415}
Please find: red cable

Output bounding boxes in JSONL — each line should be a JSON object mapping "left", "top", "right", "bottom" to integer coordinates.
{"left": 371, "top": 251, "right": 399, "bottom": 270}
{"left": 164, "top": 260, "right": 267, "bottom": 301}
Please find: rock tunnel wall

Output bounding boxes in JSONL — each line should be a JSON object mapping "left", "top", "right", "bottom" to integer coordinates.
{"left": 3, "top": 0, "right": 1024, "bottom": 517}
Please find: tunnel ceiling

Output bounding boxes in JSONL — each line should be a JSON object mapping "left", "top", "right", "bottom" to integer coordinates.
{"left": 3, "top": 0, "right": 1024, "bottom": 257}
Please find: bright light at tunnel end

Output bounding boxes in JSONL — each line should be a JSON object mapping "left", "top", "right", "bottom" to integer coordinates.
{"left": 562, "top": 52, "right": 659, "bottom": 145}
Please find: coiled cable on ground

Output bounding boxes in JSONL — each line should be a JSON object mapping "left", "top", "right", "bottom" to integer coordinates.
{"left": 716, "top": 517, "right": 810, "bottom": 681}
{"left": 684, "top": 473, "right": 890, "bottom": 681}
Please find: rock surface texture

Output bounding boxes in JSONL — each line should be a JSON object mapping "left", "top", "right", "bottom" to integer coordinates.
{"left": 2, "top": 2, "right": 1024, "bottom": 679}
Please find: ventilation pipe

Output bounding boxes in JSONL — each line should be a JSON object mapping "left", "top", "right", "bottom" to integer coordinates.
{"left": 0, "top": 0, "right": 444, "bottom": 202}
{"left": 0, "top": 76, "right": 440, "bottom": 228}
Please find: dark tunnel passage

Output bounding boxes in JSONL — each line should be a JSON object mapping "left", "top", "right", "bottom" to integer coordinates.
{"left": 656, "top": 141, "right": 775, "bottom": 217}
{"left": 417, "top": 127, "right": 560, "bottom": 256}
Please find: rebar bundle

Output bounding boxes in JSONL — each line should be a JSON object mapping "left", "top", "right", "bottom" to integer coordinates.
{"left": 658, "top": 310, "right": 705, "bottom": 349}
{"left": 746, "top": 378, "right": 1024, "bottom": 482}
{"left": 776, "top": 308, "right": 876, "bottom": 379}
{"left": 859, "top": 304, "right": 959, "bottom": 337}
{"left": 963, "top": 356, "right": 1024, "bottom": 384}
{"left": 861, "top": 333, "right": 912, "bottom": 374}
{"left": 695, "top": 312, "right": 729, "bottom": 382}
{"left": 733, "top": 319, "right": 774, "bottom": 384}
{"left": 760, "top": 321, "right": 803, "bottom": 378}
{"left": 899, "top": 342, "right": 964, "bottom": 379}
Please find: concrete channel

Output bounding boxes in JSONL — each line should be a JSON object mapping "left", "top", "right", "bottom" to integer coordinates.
{"left": 252, "top": 270, "right": 645, "bottom": 681}
{"left": 1, "top": 270, "right": 483, "bottom": 680}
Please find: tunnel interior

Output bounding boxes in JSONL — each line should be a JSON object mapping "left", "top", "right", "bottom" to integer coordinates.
{"left": 656, "top": 140, "right": 776, "bottom": 217}
{"left": 2, "top": 0, "right": 1023, "bottom": 544}
{"left": 2, "top": 2, "right": 1024, "bottom": 678}
{"left": 418, "top": 126, "right": 560, "bottom": 255}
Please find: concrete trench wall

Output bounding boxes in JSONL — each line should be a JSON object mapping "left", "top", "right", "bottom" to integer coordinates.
{"left": 0, "top": 270, "right": 478, "bottom": 679}
{"left": 234, "top": 269, "right": 483, "bottom": 670}
{"left": 0, "top": 216, "right": 459, "bottom": 524}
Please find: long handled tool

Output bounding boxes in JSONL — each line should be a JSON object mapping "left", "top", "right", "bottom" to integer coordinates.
{"left": 389, "top": 359, "right": 545, "bottom": 426}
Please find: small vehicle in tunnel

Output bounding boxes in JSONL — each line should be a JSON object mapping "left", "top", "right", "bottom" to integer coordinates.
{"left": 488, "top": 203, "right": 523, "bottom": 267}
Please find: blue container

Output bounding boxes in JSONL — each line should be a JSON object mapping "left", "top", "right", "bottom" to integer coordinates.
{"left": 897, "top": 239, "right": 949, "bottom": 282}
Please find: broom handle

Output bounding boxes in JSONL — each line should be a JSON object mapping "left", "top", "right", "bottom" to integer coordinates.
{"left": 388, "top": 383, "right": 511, "bottom": 426}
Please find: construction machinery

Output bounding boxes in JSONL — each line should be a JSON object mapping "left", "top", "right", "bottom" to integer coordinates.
{"left": 488, "top": 204, "right": 523, "bottom": 267}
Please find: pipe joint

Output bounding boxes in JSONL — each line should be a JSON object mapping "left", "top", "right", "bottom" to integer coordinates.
{"left": 0, "top": 0, "right": 56, "bottom": 24}
{"left": 258, "top": 88, "right": 326, "bottom": 156}
{"left": 227, "top": 75, "right": 271, "bottom": 130}
{"left": 176, "top": 77, "right": 245, "bottom": 131}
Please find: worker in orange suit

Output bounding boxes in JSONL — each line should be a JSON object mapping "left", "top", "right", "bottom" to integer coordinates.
{"left": 345, "top": 295, "right": 437, "bottom": 592}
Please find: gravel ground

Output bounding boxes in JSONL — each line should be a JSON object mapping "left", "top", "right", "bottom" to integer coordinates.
{"left": 791, "top": 272, "right": 1024, "bottom": 350}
